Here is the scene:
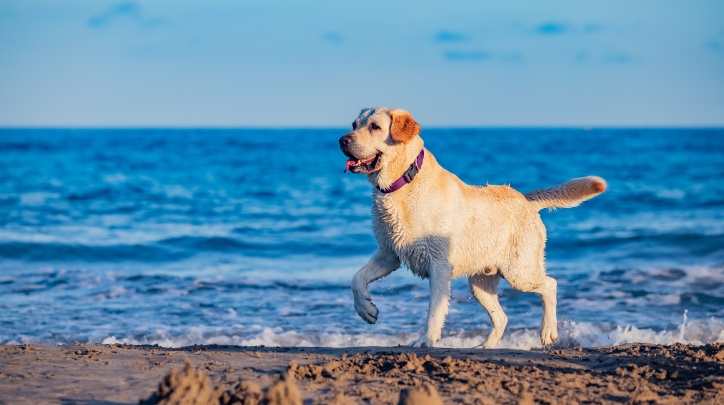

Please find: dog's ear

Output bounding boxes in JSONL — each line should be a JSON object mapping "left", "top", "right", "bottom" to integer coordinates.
{"left": 389, "top": 109, "right": 420, "bottom": 143}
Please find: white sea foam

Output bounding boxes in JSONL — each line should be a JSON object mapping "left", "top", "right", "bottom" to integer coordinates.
{"left": 97, "top": 315, "right": 723, "bottom": 350}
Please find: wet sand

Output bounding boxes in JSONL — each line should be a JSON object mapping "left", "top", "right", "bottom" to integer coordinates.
{"left": 0, "top": 342, "right": 722, "bottom": 404}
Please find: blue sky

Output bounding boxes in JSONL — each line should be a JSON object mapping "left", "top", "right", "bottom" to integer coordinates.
{"left": 1, "top": 0, "right": 722, "bottom": 127}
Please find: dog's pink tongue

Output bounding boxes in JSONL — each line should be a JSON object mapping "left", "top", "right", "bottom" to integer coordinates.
{"left": 345, "top": 155, "right": 377, "bottom": 173}
{"left": 344, "top": 158, "right": 358, "bottom": 173}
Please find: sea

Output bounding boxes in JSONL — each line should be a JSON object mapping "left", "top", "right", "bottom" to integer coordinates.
{"left": 1, "top": 128, "right": 723, "bottom": 350}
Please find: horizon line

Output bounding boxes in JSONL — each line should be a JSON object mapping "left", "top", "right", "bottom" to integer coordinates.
{"left": 2, "top": 125, "right": 723, "bottom": 131}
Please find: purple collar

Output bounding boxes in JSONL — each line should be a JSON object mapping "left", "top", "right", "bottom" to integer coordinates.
{"left": 377, "top": 149, "right": 425, "bottom": 194}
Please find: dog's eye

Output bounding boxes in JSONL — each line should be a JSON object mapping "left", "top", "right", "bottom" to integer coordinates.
{"left": 369, "top": 123, "right": 380, "bottom": 131}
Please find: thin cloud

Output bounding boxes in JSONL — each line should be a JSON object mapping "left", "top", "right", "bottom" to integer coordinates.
{"left": 500, "top": 53, "right": 523, "bottom": 63}
{"left": 537, "top": 23, "right": 568, "bottom": 35}
{"left": 444, "top": 50, "right": 490, "bottom": 62}
{"left": 434, "top": 31, "right": 470, "bottom": 43}
{"left": 536, "top": 22, "right": 617, "bottom": 36}
{"left": 603, "top": 52, "right": 633, "bottom": 63}
{"left": 88, "top": 1, "right": 164, "bottom": 28}
{"left": 322, "top": 32, "right": 343, "bottom": 43}
{"left": 577, "top": 50, "right": 634, "bottom": 63}
{"left": 582, "top": 23, "right": 604, "bottom": 34}
{"left": 705, "top": 40, "right": 722, "bottom": 52}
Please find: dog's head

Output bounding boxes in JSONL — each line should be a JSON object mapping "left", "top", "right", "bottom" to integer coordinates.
{"left": 339, "top": 107, "right": 421, "bottom": 174}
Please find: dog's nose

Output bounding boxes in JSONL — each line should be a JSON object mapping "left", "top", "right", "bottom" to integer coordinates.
{"left": 339, "top": 134, "right": 352, "bottom": 148}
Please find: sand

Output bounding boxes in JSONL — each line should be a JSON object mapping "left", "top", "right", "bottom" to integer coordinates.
{"left": 0, "top": 342, "right": 722, "bottom": 404}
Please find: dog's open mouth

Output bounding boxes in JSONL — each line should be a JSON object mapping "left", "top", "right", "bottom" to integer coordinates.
{"left": 344, "top": 154, "right": 381, "bottom": 173}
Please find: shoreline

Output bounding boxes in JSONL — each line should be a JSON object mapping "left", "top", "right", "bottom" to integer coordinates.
{"left": 1, "top": 342, "right": 722, "bottom": 404}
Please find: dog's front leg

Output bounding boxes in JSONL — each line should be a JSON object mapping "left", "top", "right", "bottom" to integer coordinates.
{"left": 352, "top": 249, "right": 400, "bottom": 324}
{"left": 411, "top": 262, "right": 452, "bottom": 347}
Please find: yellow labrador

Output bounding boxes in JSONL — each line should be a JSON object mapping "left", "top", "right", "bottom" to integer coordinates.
{"left": 339, "top": 107, "right": 606, "bottom": 348}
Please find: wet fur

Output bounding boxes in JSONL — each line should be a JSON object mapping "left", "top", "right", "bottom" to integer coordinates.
{"left": 343, "top": 107, "right": 606, "bottom": 348}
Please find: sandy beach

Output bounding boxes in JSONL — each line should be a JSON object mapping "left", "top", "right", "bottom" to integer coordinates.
{"left": 1, "top": 342, "right": 722, "bottom": 404}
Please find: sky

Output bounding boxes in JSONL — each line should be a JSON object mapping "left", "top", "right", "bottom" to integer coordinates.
{"left": 0, "top": 0, "right": 723, "bottom": 127}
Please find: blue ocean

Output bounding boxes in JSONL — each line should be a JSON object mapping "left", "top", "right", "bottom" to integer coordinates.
{"left": 1, "top": 129, "right": 723, "bottom": 349}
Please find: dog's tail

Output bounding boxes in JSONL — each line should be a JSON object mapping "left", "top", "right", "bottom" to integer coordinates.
{"left": 525, "top": 176, "right": 607, "bottom": 211}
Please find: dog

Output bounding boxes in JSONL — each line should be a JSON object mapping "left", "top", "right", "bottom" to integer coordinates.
{"left": 339, "top": 107, "right": 606, "bottom": 348}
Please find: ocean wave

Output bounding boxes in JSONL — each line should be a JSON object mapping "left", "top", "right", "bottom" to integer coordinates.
{"left": 1, "top": 231, "right": 721, "bottom": 265}
{"left": 0, "top": 234, "right": 376, "bottom": 263}
{"left": 91, "top": 315, "right": 724, "bottom": 351}
{"left": 548, "top": 232, "right": 724, "bottom": 252}
{"left": 0, "top": 241, "right": 192, "bottom": 262}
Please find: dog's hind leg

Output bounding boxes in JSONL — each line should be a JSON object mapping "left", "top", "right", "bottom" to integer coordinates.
{"left": 503, "top": 226, "right": 559, "bottom": 347}
{"left": 505, "top": 266, "right": 559, "bottom": 346}
{"left": 468, "top": 273, "right": 508, "bottom": 349}
{"left": 533, "top": 276, "right": 558, "bottom": 346}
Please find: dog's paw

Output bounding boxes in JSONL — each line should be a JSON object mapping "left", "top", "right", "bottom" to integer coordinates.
{"left": 540, "top": 325, "right": 559, "bottom": 346}
{"left": 409, "top": 336, "right": 435, "bottom": 348}
{"left": 354, "top": 296, "right": 378, "bottom": 324}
